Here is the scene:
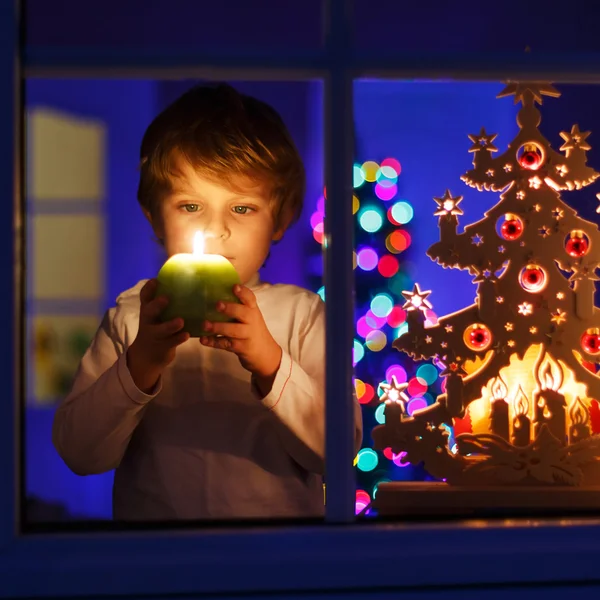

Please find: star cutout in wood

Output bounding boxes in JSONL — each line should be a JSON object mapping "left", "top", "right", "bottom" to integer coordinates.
{"left": 401, "top": 283, "right": 433, "bottom": 312}
{"left": 379, "top": 376, "right": 410, "bottom": 410}
{"left": 433, "top": 190, "right": 464, "bottom": 217}
{"left": 518, "top": 302, "right": 533, "bottom": 316}
{"left": 560, "top": 124, "right": 592, "bottom": 154}
{"left": 497, "top": 82, "right": 561, "bottom": 106}
{"left": 550, "top": 309, "right": 567, "bottom": 325}
{"left": 468, "top": 127, "right": 498, "bottom": 153}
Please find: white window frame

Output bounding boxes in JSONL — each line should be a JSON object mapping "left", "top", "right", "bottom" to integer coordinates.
{"left": 3, "top": 0, "right": 600, "bottom": 596}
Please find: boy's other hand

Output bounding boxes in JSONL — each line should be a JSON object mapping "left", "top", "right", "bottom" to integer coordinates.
{"left": 127, "top": 278, "right": 189, "bottom": 394}
{"left": 200, "top": 285, "right": 282, "bottom": 389}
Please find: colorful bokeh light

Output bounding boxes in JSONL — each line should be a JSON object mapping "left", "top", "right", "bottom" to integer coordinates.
{"left": 370, "top": 293, "right": 394, "bottom": 318}
{"left": 381, "top": 157, "right": 402, "bottom": 174}
{"left": 390, "top": 201, "right": 414, "bottom": 225}
{"left": 378, "top": 255, "right": 399, "bottom": 278}
{"left": 356, "top": 448, "right": 379, "bottom": 472}
{"left": 375, "top": 182, "right": 398, "bottom": 201}
{"left": 356, "top": 247, "right": 379, "bottom": 270}
{"left": 385, "top": 364, "right": 407, "bottom": 384}
{"left": 359, "top": 208, "right": 384, "bottom": 233}
{"left": 353, "top": 165, "right": 365, "bottom": 187}
{"left": 361, "top": 161, "right": 379, "bottom": 182}
{"left": 365, "top": 330, "right": 387, "bottom": 352}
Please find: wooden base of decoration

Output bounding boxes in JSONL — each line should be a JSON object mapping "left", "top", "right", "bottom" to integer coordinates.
{"left": 373, "top": 482, "right": 600, "bottom": 517}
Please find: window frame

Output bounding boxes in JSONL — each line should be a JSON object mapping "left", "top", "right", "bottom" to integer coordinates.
{"left": 4, "top": 0, "right": 600, "bottom": 596}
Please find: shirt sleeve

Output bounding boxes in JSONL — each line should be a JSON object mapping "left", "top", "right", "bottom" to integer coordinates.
{"left": 254, "top": 295, "right": 363, "bottom": 475}
{"left": 52, "top": 309, "right": 160, "bottom": 476}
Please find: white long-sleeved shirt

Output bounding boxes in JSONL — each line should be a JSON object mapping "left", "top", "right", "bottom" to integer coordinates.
{"left": 53, "top": 277, "right": 363, "bottom": 521}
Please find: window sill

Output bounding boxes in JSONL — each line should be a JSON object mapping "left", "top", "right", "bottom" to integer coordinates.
{"left": 2, "top": 516, "right": 600, "bottom": 597}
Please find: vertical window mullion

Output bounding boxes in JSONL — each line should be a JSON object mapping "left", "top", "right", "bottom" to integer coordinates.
{"left": 323, "top": 0, "right": 355, "bottom": 523}
{"left": 0, "top": 0, "right": 21, "bottom": 550}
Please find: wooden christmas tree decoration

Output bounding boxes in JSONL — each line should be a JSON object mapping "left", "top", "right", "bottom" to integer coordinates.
{"left": 372, "top": 83, "right": 600, "bottom": 516}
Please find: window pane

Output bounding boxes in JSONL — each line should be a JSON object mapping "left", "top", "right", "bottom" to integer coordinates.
{"left": 354, "top": 0, "right": 600, "bottom": 53}
{"left": 24, "top": 78, "right": 325, "bottom": 529}
{"left": 26, "top": 0, "right": 324, "bottom": 52}
{"left": 352, "top": 80, "right": 600, "bottom": 518}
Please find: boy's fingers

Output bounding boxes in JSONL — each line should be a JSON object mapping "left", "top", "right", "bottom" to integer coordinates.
{"left": 205, "top": 321, "right": 247, "bottom": 339}
{"left": 143, "top": 296, "right": 169, "bottom": 321}
{"left": 216, "top": 301, "right": 250, "bottom": 322}
{"left": 140, "top": 278, "right": 158, "bottom": 304}
{"left": 152, "top": 318, "right": 184, "bottom": 339}
{"left": 233, "top": 285, "right": 257, "bottom": 309}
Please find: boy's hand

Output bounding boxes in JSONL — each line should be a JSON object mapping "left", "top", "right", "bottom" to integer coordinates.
{"left": 127, "top": 279, "right": 189, "bottom": 394}
{"left": 200, "top": 285, "right": 282, "bottom": 388}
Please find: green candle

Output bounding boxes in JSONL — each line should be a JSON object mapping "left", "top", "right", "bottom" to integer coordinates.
{"left": 156, "top": 232, "right": 240, "bottom": 337}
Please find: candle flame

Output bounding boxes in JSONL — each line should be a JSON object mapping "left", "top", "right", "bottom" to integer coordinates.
{"left": 514, "top": 385, "right": 529, "bottom": 416}
{"left": 193, "top": 231, "right": 205, "bottom": 256}
{"left": 535, "top": 351, "right": 563, "bottom": 392}
{"left": 569, "top": 396, "right": 589, "bottom": 426}
{"left": 490, "top": 376, "right": 508, "bottom": 401}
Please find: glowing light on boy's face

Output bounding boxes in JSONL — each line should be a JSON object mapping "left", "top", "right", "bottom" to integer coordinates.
{"left": 193, "top": 231, "right": 205, "bottom": 256}
{"left": 154, "top": 161, "right": 280, "bottom": 286}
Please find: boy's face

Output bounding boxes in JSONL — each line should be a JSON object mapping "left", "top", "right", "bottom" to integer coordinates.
{"left": 150, "top": 160, "right": 284, "bottom": 285}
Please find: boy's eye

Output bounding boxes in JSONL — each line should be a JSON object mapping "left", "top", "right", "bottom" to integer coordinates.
{"left": 183, "top": 204, "right": 200, "bottom": 213}
{"left": 232, "top": 205, "right": 253, "bottom": 215}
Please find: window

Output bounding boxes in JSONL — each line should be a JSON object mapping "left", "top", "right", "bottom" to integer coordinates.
{"left": 3, "top": 0, "right": 600, "bottom": 596}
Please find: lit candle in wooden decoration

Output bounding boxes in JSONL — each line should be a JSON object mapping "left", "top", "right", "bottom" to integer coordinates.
{"left": 511, "top": 385, "right": 531, "bottom": 447}
{"left": 489, "top": 376, "right": 509, "bottom": 440}
{"left": 533, "top": 353, "right": 567, "bottom": 445}
{"left": 380, "top": 377, "right": 410, "bottom": 428}
{"left": 445, "top": 368, "right": 464, "bottom": 418}
{"left": 569, "top": 396, "right": 591, "bottom": 444}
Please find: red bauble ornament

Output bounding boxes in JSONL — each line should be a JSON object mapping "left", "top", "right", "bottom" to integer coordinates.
{"left": 463, "top": 323, "right": 492, "bottom": 351}
{"left": 500, "top": 216, "right": 523, "bottom": 241}
{"left": 517, "top": 143, "right": 544, "bottom": 170}
{"left": 581, "top": 329, "right": 600, "bottom": 356}
{"left": 565, "top": 231, "right": 590, "bottom": 258}
{"left": 520, "top": 265, "right": 546, "bottom": 293}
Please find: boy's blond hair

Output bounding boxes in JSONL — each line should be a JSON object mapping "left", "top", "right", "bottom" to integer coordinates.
{"left": 137, "top": 83, "right": 306, "bottom": 231}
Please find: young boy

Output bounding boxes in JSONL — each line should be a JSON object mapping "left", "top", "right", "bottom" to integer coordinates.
{"left": 52, "top": 83, "right": 363, "bottom": 521}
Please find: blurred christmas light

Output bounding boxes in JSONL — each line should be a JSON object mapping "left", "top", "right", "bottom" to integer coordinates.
{"left": 317, "top": 195, "right": 325, "bottom": 214}
{"left": 361, "top": 161, "right": 379, "bottom": 182}
{"left": 374, "top": 403, "right": 386, "bottom": 424}
{"left": 386, "top": 230, "right": 411, "bottom": 253}
{"left": 386, "top": 306, "right": 406, "bottom": 328}
{"left": 381, "top": 157, "right": 402, "bottom": 174}
{"left": 378, "top": 254, "right": 399, "bottom": 278}
{"left": 312, "top": 222, "right": 324, "bottom": 244}
{"left": 356, "top": 316, "right": 374, "bottom": 338}
{"left": 385, "top": 364, "right": 407, "bottom": 384}
{"left": 417, "top": 364, "right": 438, "bottom": 385}
{"left": 376, "top": 166, "right": 398, "bottom": 183}
{"left": 392, "top": 451, "right": 410, "bottom": 468}
{"left": 356, "top": 448, "right": 379, "bottom": 472}
{"left": 370, "top": 293, "right": 394, "bottom": 318}
{"left": 407, "top": 377, "right": 428, "bottom": 396}
{"left": 310, "top": 211, "right": 322, "bottom": 229}
{"left": 353, "top": 164, "right": 365, "bottom": 187}
{"left": 365, "top": 310, "right": 387, "bottom": 329}
{"left": 390, "top": 201, "right": 414, "bottom": 225}
{"left": 375, "top": 182, "right": 398, "bottom": 201}
{"left": 353, "top": 339, "right": 365, "bottom": 365}
{"left": 366, "top": 330, "right": 387, "bottom": 352}
{"left": 359, "top": 208, "right": 384, "bottom": 233}
{"left": 317, "top": 286, "right": 325, "bottom": 301}
{"left": 407, "top": 397, "right": 428, "bottom": 415}
{"left": 356, "top": 247, "right": 379, "bottom": 270}
{"left": 353, "top": 195, "right": 360, "bottom": 215}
